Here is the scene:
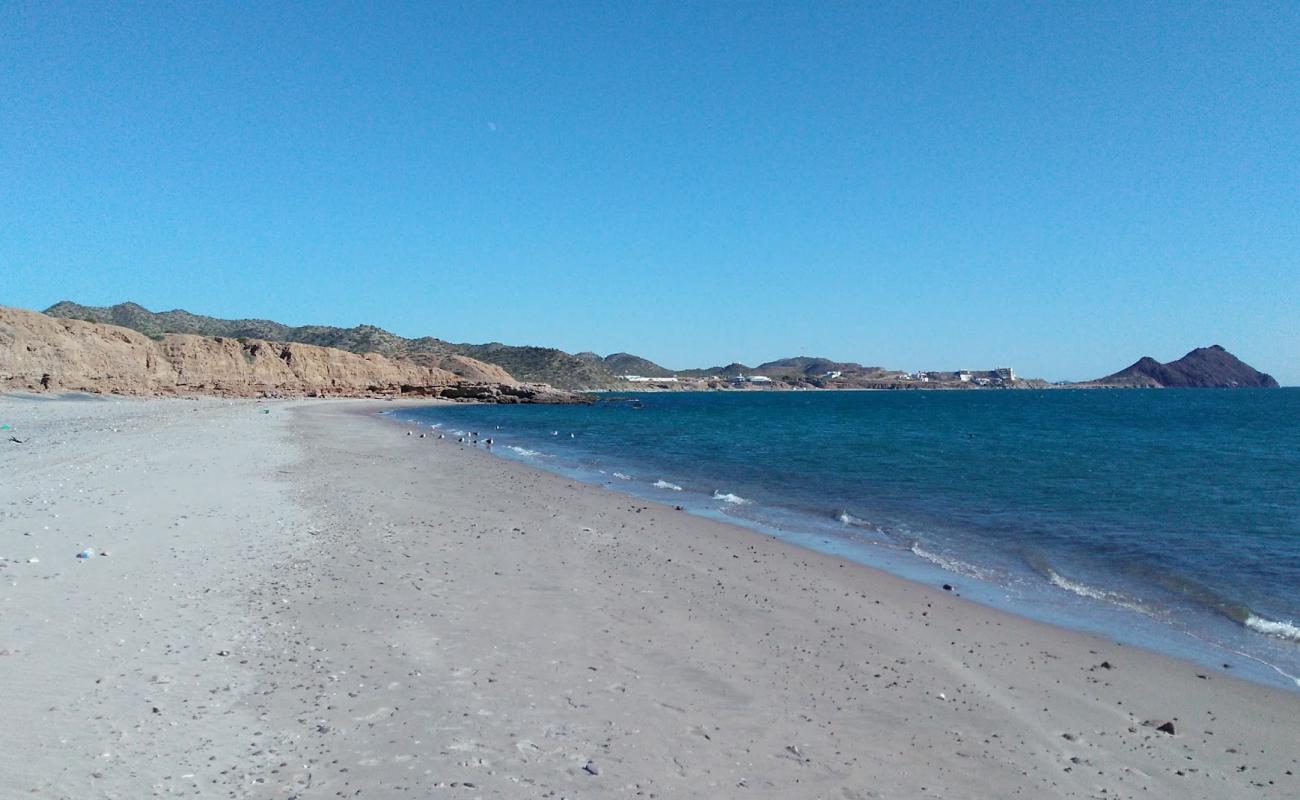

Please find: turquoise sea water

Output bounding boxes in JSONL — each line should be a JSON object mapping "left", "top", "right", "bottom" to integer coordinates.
{"left": 394, "top": 389, "right": 1300, "bottom": 691}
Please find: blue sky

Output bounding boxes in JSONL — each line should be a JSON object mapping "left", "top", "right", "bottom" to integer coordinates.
{"left": 2, "top": 2, "right": 1297, "bottom": 383}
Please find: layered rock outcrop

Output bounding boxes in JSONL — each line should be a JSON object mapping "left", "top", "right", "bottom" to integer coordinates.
{"left": 0, "top": 306, "right": 580, "bottom": 402}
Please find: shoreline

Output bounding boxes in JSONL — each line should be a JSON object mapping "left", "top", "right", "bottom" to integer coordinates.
{"left": 350, "top": 401, "right": 1298, "bottom": 795}
{"left": 388, "top": 398, "right": 1300, "bottom": 696}
{"left": 3, "top": 395, "right": 1297, "bottom": 798}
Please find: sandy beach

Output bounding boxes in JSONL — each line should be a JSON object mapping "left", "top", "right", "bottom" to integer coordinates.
{"left": 2, "top": 395, "right": 1296, "bottom": 799}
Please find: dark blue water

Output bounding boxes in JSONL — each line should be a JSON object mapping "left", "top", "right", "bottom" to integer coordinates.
{"left": 393, "top": 389, "right": 1300, "bottom": 690}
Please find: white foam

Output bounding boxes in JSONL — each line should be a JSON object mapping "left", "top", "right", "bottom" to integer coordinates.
{"left": 507, "top": 446, "right": 541, "bottom": 457}
{"left": 612, "top": 472, "right": 632, "bottom": 480}
{"left": 1047, "top": 571, "right": 1109, "bottom": 601}
{"left": 653, "top": 480, "right": 683, "bottom": 491}
{"left": 910, "top": 543, "right": 991, "bottom": 581}
{"left": 712, "top": 491, "right": 750, "bottom": 505}
{"left": 1045, "top": 569, "right": 1150, "bottom": 615}
{"left": 1245, "top": 615, "right": 1300, "bottom": 643}
{"left": 837, "top": 511, "right": 871, "bottom": 527}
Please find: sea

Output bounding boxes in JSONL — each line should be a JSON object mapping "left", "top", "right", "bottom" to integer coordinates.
{"left": 391, "top": 389, "right": 1300, "bottom": 691}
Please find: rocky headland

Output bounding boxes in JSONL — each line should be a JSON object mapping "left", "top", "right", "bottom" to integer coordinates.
{"left": 0, "top": 305, "right": 580, "bottom": 402}
{"left": 1090, "top": 345, "right": 1279, "bottom": 388}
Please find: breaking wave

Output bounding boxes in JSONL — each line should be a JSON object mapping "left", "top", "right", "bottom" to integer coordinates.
{"left": 1042, "top": 569, "right": 1153, "bottom": 616}
{"left": 1244, "top": 615, "right": 1300, "bottom": 643}
{"left": 507, "top": 446, "right": 541, "bottom": 457}
{"left": 712, "top": 491, "right": 750, "bottom": 505}
{"left": 910, "top": 543, "right": 991, "bottom": 580}
{"left": 1048, "top": 571, "right": 1113, "bottom": 601}
{"left": 1136, "top": 570, "right": 1298, "bottom": 644}
{"left": 653, "top": 480, "right": 683, "bottom": 491}
{"left": 837, "top": 511, "right": 873, "bottom": 528}
{"left": 612, "top": 472, "right": 632, "bottom": 480}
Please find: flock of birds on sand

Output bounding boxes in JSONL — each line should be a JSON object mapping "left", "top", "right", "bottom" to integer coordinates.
{"left": 406, "top": 428, "right": 494, "bottom": 447}
{"left": 406, "top": 425, "right": 579, "bottom": 449}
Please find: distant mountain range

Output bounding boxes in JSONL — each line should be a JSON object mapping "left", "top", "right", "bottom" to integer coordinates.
{"left": 44, "top": 301, "right": 901, "bottom": 389}
{"left": 44, "top": 302, "right": 1279, "bottom": 390}
{"left": 1092, "top": 345, "right": 1279, "bottom": 388}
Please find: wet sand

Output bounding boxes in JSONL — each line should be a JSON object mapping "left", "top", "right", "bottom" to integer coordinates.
{"left": 2, "top": 395, "right": 1296, "bottom": 798}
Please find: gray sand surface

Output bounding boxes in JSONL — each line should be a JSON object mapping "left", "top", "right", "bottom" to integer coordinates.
{"left": 2, "top": 396, "right": 1296, "bottom": 798}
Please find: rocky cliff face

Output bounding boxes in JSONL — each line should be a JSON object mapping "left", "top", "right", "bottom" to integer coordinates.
{"left": 0, "top": 306, "right": 579, "bottom": 402}
{"left": 416, "top": 353, "right": 518, "bottom": 385}
{"left": 46, "top": 300, "right": 635, "bottom": 390}
{"left": 1094, "top": 345, "right": 1279, "bottom": 388}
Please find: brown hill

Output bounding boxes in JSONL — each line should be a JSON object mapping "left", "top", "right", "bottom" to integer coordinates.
{"left": 1094, "top": 346, "right": 1278, "bottom": 388}
{"left": 600, "top": 352, "right": 675, "bottom": 378}
{"left": 46, "top": 301, "right": 631, "bottom": 390}
{"left": 0, "top": 306, "right": 579, "bottom": 402}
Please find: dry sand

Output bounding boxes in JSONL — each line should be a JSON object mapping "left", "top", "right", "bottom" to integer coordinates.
{"left": 1, "top": 395, "right": 1296, "bottom": 799}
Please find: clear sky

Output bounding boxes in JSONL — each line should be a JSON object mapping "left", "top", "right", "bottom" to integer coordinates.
{"left": 2, "top": 2, "right": 1297, "bottom": 383}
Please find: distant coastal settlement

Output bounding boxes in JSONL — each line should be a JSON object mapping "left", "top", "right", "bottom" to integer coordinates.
{"left": 582, "top": 343, "right": 1278, "bottom": 392}
{"left": 613, "top": 342, "right": 1277, "bottom": 391}
{"left": 593, "top": 343, "right": 1277, "bottom": 392}
{"left": 0, "top": 301, "right": 1279, "bottom": 401}
{"left": 618, "top": 366, "right": 1027, "bottom": 391}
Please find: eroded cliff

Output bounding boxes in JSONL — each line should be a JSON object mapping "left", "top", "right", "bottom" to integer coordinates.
{"left": 0, "top": 306, "right": 579, "bottom": 402}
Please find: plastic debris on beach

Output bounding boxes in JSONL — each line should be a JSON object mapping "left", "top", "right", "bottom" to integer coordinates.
{"left": 0, "top": 424, "right": 11, "bottom": 430}
{"left": 259, "top": 409, "right": 271, "bottom": 414}
{"left": 76, "top": 549, "right": 95, "bottom": 560}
